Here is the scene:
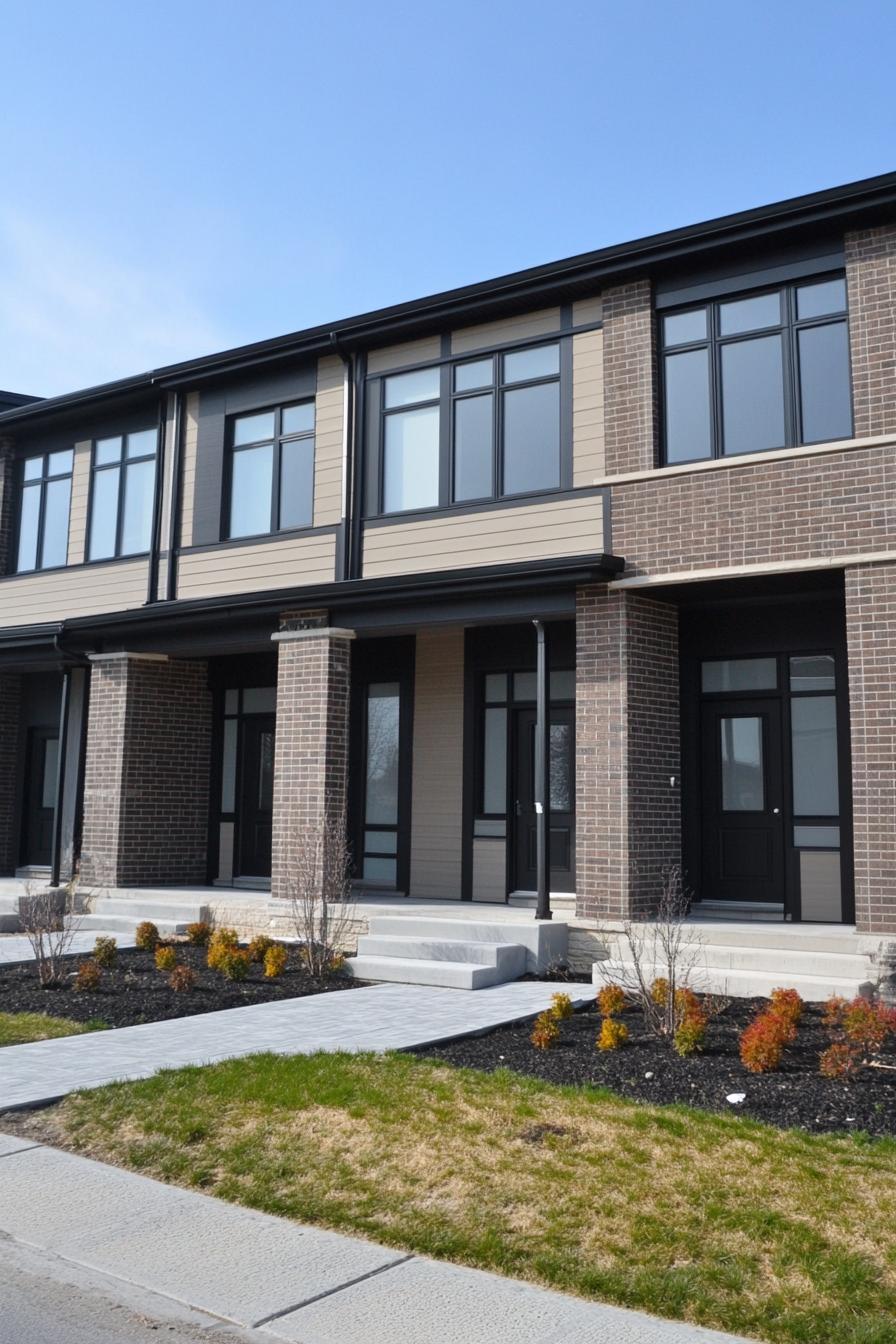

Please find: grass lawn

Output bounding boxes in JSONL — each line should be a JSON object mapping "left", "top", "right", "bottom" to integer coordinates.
{"left": 57, "top": 1051, "right": 896, "bottom": 1344}
{"left": 0, "top": 1011, "right": 107, "bottom": 1046}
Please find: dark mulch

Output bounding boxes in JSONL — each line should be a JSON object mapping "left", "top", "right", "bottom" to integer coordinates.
{"left": 0, "top": 942, "right": 359, "bottom": 1029}
{"left": 415, "top": 997, "right": 896, "bottom": 1138}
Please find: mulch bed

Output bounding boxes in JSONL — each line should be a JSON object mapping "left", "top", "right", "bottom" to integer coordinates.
{"left": 0, "top": 942, "right": 359, "bottom": 1029}
{"left": 416, "top": 997, "right": 896, "bottom": 1138}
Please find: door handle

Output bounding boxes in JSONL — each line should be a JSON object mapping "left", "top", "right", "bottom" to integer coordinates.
{"left": 772, "top": 808, "right": 780, "bottom": 815}
{"left": 515, "top": 800, "right": 522, "bottom": 816}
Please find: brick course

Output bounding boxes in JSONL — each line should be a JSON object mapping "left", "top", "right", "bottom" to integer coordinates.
{"left": 575, "top": 584, "right": 679, "bottom": 921}
{"left": 80, "top": 655, "right": 211, "bottom": 886}
{"left": 270, "top": 616, "right": 353, "bottom": 901}
{"left": 846, "top": 223, "right": 896, "bottom": 439}
{"left": 602, "top": 279, "right": 657, "bottom": 476}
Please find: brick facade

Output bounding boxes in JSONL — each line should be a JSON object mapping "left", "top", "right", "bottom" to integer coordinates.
{"left": 80, "top": 655, "right": 212, "bottom": 887}
{"left": 575, "top": 584, "right": 680, "bottom": 921}
{"left": 845, "top": 561, "right": 896, "bottom": 934}
{"left": 601, "top": 279, "right": 657, "bottom": 476}
{"left": 846, "top": 223, "right": 896, "bottom": 439}
{"left": 0, "top": 674, "right": 21, "bottom": 874}
{"left": 270, "top": 617, "right": 353, "bottom": 901}
{"left": 0, "top": 440, "right": 17, "bottom": 577}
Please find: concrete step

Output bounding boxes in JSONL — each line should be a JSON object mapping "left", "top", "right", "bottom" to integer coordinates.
{"left": 345, "top": 953, "right": 516, "bottom": 990}
{"left": 366, "top": 916, "right": 567, "bottom": 974}
{"left": 594, "top": 959, "right": 871, "bottom": 1002}
{"left": 356, "top": 934, "right": 526, "bottom": 976}
{"left": 602, "top": 939, "right": 871, "bottom": 982}
{"left": 89, "top": 897, "right": 207, "bottom": 923}
{"left": 72, "top": 913, "right": 187, "bottom": 937}
{"left": 683, "top": 921, "right": 868, "bottom": 955}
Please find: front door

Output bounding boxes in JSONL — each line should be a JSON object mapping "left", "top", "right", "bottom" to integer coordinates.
{"left": 512, "top": 706, "right": 575, "bottom": 893}
{"left": 21, "top": 727, "right": 59, "bottom": 868}
{"left": 700, "top": 698, "right": 785, "bottom": 904}
{"left": 238, "top": 715, "right": 275, "bottom": 878}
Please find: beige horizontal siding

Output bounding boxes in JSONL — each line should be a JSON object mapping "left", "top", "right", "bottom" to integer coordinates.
{"left": 314, "top": 356, "right": 344, "bottom": 528}
{"left": 452, "top": 308, "right": 561, "bottom": 356}
{"left": 409, "top": 628, "right": 464, "bottom": 900}
{"left": 367, "top": 336, "right": 442, "bottom": 375}
{"left": 573, "top": 329, "right": 605, "bottom": 485}
{"left": 176, "top": 531, "right": 336, "bottom": 600}
{"left": 67, "top": 441, "right": 92, "bottom": 564}
{"left": 572, "top": 295, "right": 603, "bottom": 327}
{"left": 179, "top": 392, "right": 199, "bottom": 548}
{"left": 362, "top": 493, "right": 605, "bottom": 579}
{"left": 0, "top": 558, "right": 148, "bottom": 628}
{"left": 472, "top": 837, "right": 506, "bottom": 903}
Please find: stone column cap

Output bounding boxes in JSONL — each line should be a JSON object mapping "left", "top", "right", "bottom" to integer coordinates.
{"left": 272, "top": 627, "right": 356, "bottom": 643}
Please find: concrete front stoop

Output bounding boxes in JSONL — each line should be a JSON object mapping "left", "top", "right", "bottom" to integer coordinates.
{"left": 593, "top": 920, "right": 881, "bottom": 1002}
{"left": 346, "top": 914, "right": 569, "bottom": 990}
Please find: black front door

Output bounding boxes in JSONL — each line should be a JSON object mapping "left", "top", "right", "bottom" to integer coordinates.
{"left": 512, "top": 706, "right": 575, "bottom": 893}
{"left": 238, "top": 715, "right": 275, "bottom": 878}
{"left": 21, "top": 727, "right": 59, "bottom": 868}
{"left": 700, "top": 698, "right": 785, "bottom": 904}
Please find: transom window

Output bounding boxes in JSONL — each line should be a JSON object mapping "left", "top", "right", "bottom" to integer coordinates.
{"left": 16, "top": 449, "right": 73, "bottom": 572}
{"left": 89, "top": 429, "right": 158, "bottom": 561}
{"left": 661, "top": 275, "right": 852, "bottom": 465}
{"left": 227, "top": 402, "right": 315, "bottom": 540}
{"left": 373, "top": 341, "right": 565, "bottom": 516}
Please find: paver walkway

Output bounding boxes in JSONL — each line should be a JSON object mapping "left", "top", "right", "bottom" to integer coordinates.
{"left": 0, "top": 931, "right": 134, "bottom": 965}
{"left": 0, "top": 980, "right": 590, "bottom": 1109}
{"left": 0, "top": 1136, "right": 753, "bottom": 1343}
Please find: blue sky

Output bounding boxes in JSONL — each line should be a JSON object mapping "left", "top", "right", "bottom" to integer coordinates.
{"left": 2, "top": 0, "right": 894, "bottom": 397}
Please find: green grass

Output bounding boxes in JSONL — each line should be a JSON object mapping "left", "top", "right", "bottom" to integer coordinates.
{"left": 59, "top": 1051, "right": 896, "bottom": 1344}
{"left": 0, "top": 1011, "right": 107, "bottom": 1046}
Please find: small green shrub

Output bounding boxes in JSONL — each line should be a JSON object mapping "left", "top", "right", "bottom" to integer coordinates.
{"left": 650, "top": 976, "right": 669, "bottom": 1007}
{"left": 597, "top": 1018, "right": 628, "bottom": 1051}
{"left": 93, "top": 936, "right": 117, "bottom": 969}
{"left": 168, "top": 965, "right": 196, "bottom": 993}
{"left": 185, "top": 921, "right": 211, "bottom": 947}
{"left": 550, "top": 991, "right": 574, "bottom": 1021}
{"left": 155, "top": 945, "right": 177, "bottom": 972}
{"left": 217, "top": 948, "right": 251, "bottom": 981}
{"left": 248, "top": 934, "right": 275, "bottom": 963}
{"left": 263, "top": 944, "right": 288, "bottom": 978}
{"left": 74, "top": 960, "right": 101, "bottom": 992}
{"left": 135, "top": 921, "right": 160, "bottom": 952}
{"left": 207, "top": 928, "right": 240, "bottom": 970}
{"left": 531, "top": 1011, "right": 560, "bottom": 1050}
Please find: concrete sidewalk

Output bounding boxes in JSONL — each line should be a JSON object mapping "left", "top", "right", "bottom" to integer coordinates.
{"left": 0, "top": 980, "right": 591, "bottom": 1109}
{"left": 0, "top": 1135, "right": 754, "bottom": 1343}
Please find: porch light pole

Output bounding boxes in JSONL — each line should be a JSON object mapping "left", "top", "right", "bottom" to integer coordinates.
{"left": 533, "top": 620, "right": 552, "bottom": 922}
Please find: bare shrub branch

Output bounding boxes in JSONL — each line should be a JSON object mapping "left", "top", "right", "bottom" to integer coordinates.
{"left": 20, "top": 878, "right": 84, "bottom": 988}
{"left": 285, "top": 812, "right": 355, "bottom": 977}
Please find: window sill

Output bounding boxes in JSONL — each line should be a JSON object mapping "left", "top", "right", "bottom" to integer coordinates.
{"left": 363, "top": 484, "right": 604, "bottom": 528}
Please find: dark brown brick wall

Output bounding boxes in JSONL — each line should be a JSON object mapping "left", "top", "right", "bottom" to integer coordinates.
{"left": 845, "top": 562, "right": 896, "bottom": 935}
{"left": 576, "top": 584, "right": 679, "bottom": 920}
{"left": 271, "top": 619, "right": 353, "bottom": 901}
{"left": 602, "top": 279, "right": 657, "bottom": 476}
{"left": 0, "top": 441, "right": 16, "bottom": 577}
{"left": 846, "top": 223, "right": 896, "bottom": 439}
{"left": 0, "top": 674, "right": 21, "bottom": 874}
{"left": 80, "top": 655, "right": 211, "bottom": 886}
{"left": 612, "top": 442, "right": 896, "bottom": 579}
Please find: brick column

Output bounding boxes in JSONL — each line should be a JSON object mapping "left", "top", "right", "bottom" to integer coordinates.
{"left": 0, "top": 674, "right": 21, "bottom": 874}
{"left": 271, "top": 614, "right": 354, "bottom": 901}
{"left": 845, "top": 561, "right": 896, "bottom": 934}
{"left": 0, "top": 439, "right": 17, "bottom": 576}
{"left": 575, "top": 583, "right": 680, "bottom": 921}
{"left": 846, "top": 223, "right": 896, "bottom": 439}
{"left": 80, "top": 654, "right": 211, "bottom": 887}
{"left": 602, "top": 278, "right": 658, "bottom": 476}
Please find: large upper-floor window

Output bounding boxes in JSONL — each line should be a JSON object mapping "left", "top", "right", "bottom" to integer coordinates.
{"left": 88, "top": 429, "right": 158, "bottom": 560}
{"left": 372, "top": 340, "right": 567, "bottom": 516}
{"left": 15, "top": 449, "right": 73, "bottom": 572}
{"left": 661, "top": 275, "right": 852, "bottom": 465}
{"left": 226, "top": 402, "right": 315, "bottom": 540}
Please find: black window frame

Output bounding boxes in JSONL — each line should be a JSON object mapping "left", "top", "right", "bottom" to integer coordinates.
{"left": 223, "top": 400, "right": 316, "bottom": 542}
{"left": 13, "top": 448, "right": 75, "bottom": 574}
{"left": 366, "top": 336, "right": 573, "bottom": 520}
{"left": 659, "top": 272, "right": 852, "bottom": 466}
{"left": 87, "top": 428, "right": 159, "bottom": 562}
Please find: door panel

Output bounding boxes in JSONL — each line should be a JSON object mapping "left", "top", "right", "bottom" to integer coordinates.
{"left": 237, "top": 715, "right": 275, "bottom": 878}
{"left": 21, "top": 727, "right": 58, "bottom": 868}
{"left": 512, "top": 707, "right": 575, "bottom": 893}
{"left": 700, "top": 699, "right": 784, "bottom": 904}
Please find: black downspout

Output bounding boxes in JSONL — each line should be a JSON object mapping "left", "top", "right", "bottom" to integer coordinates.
{"left": 533, "top": 620, "right": 552, "bottom": 921}
{"left": 164, "top": 390, "right": 184, "bottom": 602}
{"left": 145, "top": 394, "right": 167, "bottom": 605}
{"left": 49, "top": 667, "right": 71, "bottom": 887}
{"left": 349, "top": 351, "right": 367, "bottom": 580}
{"left": 329, "top": 335, "right": 354, "bottom": 584}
